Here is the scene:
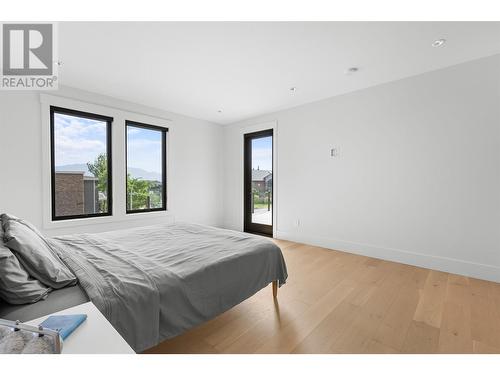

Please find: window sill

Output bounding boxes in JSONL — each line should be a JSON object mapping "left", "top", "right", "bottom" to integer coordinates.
{"left": 43, "top": 210, "right": 174, "bottom": 231}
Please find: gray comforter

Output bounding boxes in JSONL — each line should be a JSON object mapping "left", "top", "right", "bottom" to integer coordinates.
{"left": 48, "top": 222, "right": 287, "bottom": 352}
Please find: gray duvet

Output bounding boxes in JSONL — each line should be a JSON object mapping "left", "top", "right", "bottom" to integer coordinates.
{"left": 48, "top": 222, "right": 287, "bottom": 352}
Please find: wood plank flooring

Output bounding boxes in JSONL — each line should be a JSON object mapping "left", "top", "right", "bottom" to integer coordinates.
{"left": 144, "top": 239, "right": 500, "bottom": 354}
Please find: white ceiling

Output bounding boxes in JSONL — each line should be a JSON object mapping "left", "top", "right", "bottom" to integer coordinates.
{"left": 59, "top": 22, "right": 500, "bottom": 125}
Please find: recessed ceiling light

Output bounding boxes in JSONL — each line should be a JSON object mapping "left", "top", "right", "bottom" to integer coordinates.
{"left": 290, "top": 87, "right": 297, "bottom": 93}
{"left": 432, "top": 39, "right": 446, "bottom": 47}
{"left": 346, "top": 67, "right": 359, "bottom": 75}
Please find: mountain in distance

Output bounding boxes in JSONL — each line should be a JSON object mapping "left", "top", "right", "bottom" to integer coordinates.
{"left": 127, "top": 167, "right": 162, "bottom": 182}
{"left": 55, "top": 164, "right": 161, "bottom": 182}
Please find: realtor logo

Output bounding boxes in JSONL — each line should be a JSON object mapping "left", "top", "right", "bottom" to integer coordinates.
{"left": 1, "top": 23, "right": 58, "bottom": 90}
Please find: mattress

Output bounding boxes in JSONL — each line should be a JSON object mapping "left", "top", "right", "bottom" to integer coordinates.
{"left": 0, "top": 284, "right": 89, "bottom": 322}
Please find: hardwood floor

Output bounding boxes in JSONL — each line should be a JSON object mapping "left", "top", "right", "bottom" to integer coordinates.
{"left": 144, "top": 239, "right": 500, "bottom": 354}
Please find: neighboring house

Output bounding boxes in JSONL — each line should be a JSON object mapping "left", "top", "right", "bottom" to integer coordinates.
{"left": 83, "top": 175, "right": 100, "bottom": 214}
{"left": 54, "top": 171, "right": 100, "bottom": 216}
{"left": 252, "top": 168, "right": 272, "bottom": 193}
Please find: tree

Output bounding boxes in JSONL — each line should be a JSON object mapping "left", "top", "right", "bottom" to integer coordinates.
{"left": 127, "top": 174, "right": 151, "bottom": 210}
{"left": 87, "top": 153, "right": 108, "bottom": 194}
{"left": 87, "top": 153, "right": 108, "bottom": 212}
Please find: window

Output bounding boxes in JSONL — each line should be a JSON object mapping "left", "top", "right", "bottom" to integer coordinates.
{"left": 50, "top": 106, "right": 113, "bottom": 220}
{"left": 126, "top": 121, "right": 167, "bottom": 213}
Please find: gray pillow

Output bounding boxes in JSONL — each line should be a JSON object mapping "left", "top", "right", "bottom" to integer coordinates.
{"left": 2, "top": 214, "right": 76, "bottom": 289}
{"left": 0, "top": 219, "right": 51, "bottom": 304}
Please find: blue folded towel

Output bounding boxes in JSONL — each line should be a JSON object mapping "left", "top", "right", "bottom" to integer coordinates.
{"left": 40, "top": 314, "right": 87, "bottom": 340}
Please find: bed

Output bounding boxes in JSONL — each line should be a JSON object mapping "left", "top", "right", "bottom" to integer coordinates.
{"left": 0, "top": 222, "right": 288, "bottom": 352}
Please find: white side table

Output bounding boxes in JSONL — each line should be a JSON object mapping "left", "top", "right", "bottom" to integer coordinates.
{"left": 27, "top": 301, "right": 135, "bottom": 354}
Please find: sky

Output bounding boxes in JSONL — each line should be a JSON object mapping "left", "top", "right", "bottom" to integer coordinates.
{"left": 251, "top": 136, "right": 272, "bottom": 171}
{"left": 54, "top": 113, "right": 107, "bottom": 167}
{"left": 54, "top": 113, "right": 163, "bottom": 174}
{"left": 126, "top": 126, "right": 162, "bottom": 173}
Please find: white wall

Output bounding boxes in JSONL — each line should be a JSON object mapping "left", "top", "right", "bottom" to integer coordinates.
{"left": 222, "top": 54, "right": 500, "bottom": 282}
{"left": 0, "top": 86, "right": 224, "bottom": 236}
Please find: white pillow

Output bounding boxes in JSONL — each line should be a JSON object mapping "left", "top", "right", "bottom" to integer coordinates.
{"left": 0, "top": 215, "right": 51, "bottom": 304}
{"left": 2, "top": 214, "right": 76, "bottom": 290}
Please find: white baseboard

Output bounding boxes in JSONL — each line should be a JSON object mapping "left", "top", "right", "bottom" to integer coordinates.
{"left": 276, "top": 230, "right": 500, "bottom": 283}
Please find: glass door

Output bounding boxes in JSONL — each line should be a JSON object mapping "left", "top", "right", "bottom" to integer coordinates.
{"left": 244, "top": 129, "right": 273, "bottom": 236}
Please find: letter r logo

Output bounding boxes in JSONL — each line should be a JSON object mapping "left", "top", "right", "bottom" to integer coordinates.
{"left": 2, "top": 24, "right": 53, "bottom": 76}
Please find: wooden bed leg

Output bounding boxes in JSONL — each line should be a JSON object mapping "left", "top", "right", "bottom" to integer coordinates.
{"left": 272, "top": 280, "right": 278, "bottom": 299}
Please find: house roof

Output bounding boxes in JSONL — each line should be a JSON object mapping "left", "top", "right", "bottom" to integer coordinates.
{"left": 55, "top": 170, "right": 98, "bottom": 180}
{"left": 252, "top": 169, "right": 272, "bottom": 181}
{"left": 55, "top": 169, "right": 94, "bottom": 178}
{"left": 55, "top": 171, "right": 85, "bottom": 175}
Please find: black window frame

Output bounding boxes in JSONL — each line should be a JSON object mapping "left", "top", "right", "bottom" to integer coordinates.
{"left": 50, "top": 106, "right": 113, "bottom": 221}
{"left": 125, "top": 120, "right": 168, "bottom": 214}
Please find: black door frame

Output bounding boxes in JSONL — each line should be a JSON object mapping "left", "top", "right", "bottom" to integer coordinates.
{"left": 244, "top": 129, "right": 273, "bottom": 237}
